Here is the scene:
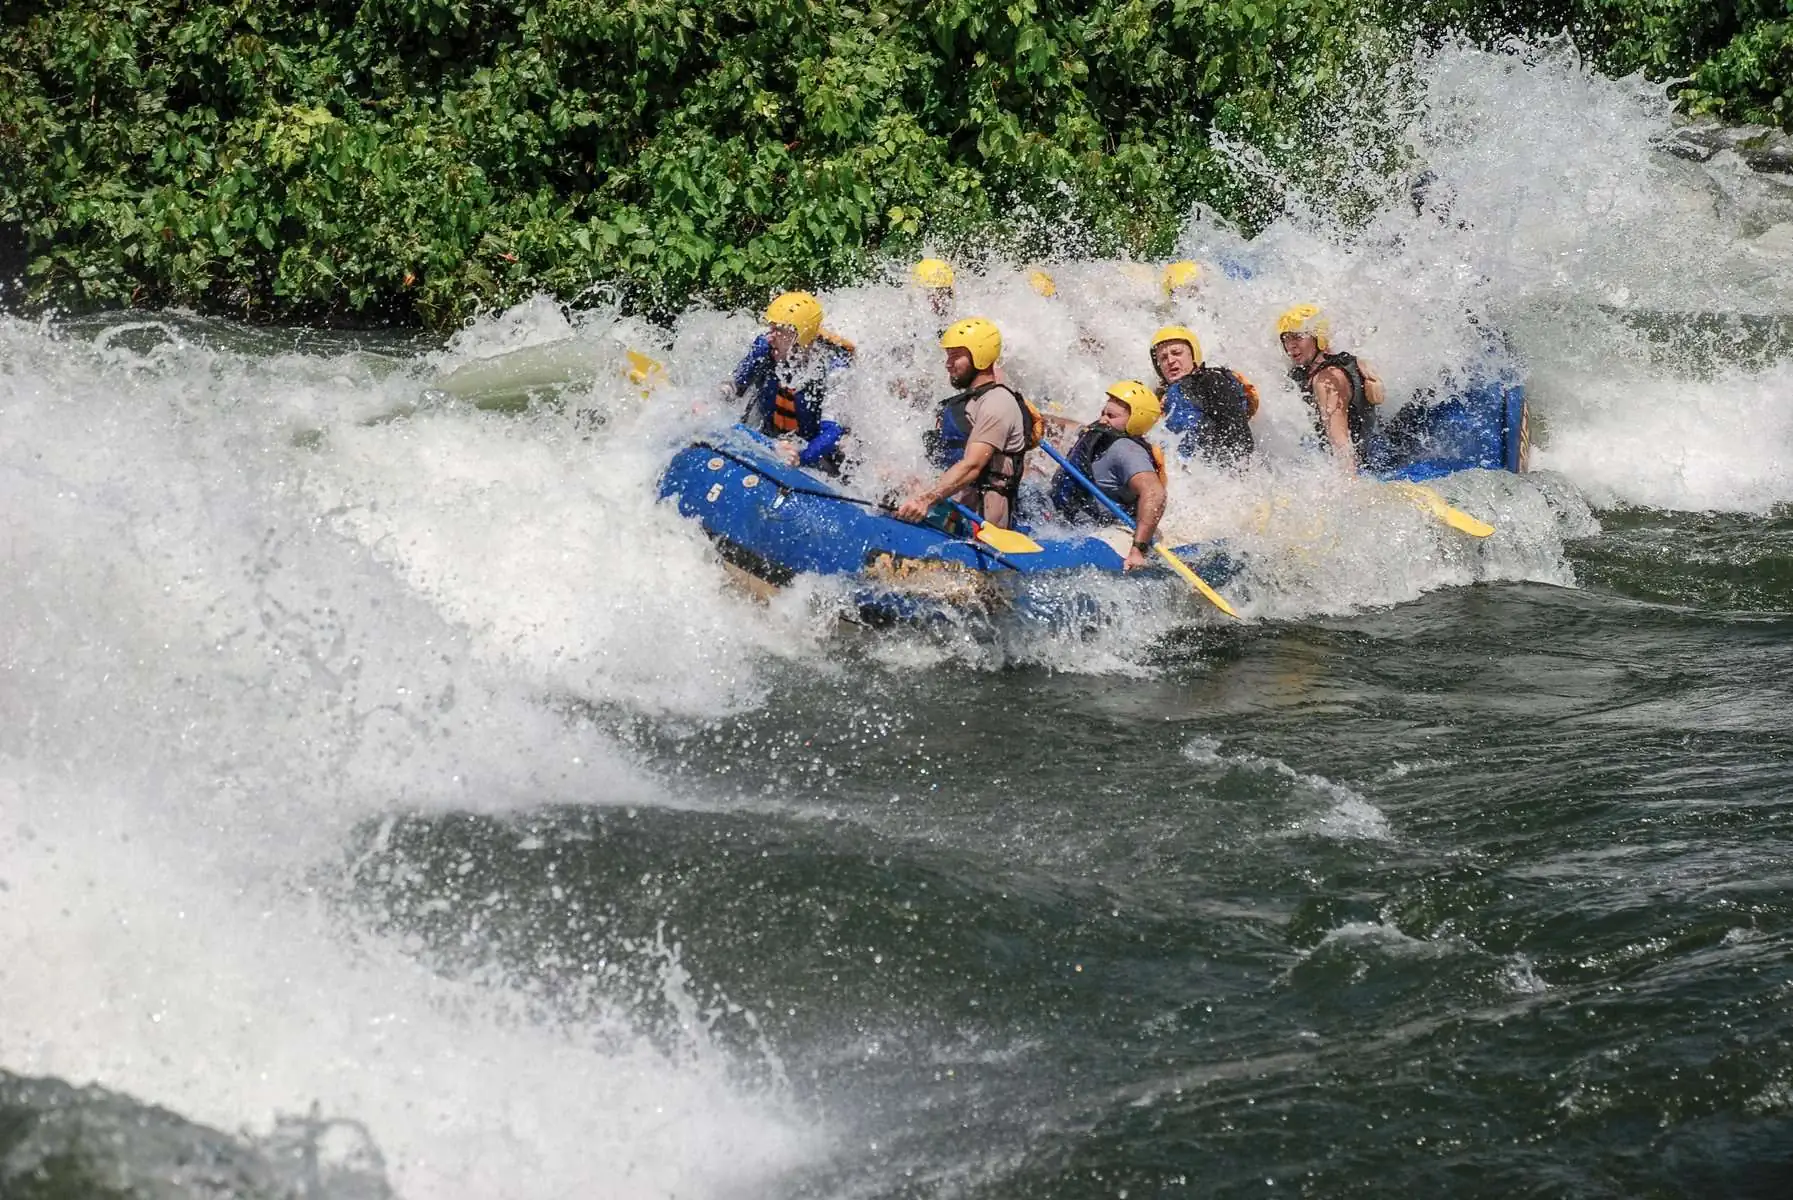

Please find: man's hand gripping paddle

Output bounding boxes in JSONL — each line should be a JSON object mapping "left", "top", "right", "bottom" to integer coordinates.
{"left": 1039, "top": 442, "right": 1240, "bottom": 619}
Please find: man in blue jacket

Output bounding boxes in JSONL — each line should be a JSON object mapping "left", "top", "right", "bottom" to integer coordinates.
{"left": 731, "top": 291, "right": 855, "bottom": 472}
{"left": 1150, "top": 324, "right": 1256, "bottom": 465}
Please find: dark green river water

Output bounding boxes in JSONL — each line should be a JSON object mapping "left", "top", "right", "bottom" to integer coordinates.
{"left": 329, "top": 511, "right": 1791, "bottom": 1198}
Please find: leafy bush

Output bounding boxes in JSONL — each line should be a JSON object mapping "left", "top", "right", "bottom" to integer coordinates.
{"left": 1415, "top": 1, "right": 1793, "bottom": 127}
{"left": 1, "top": 0, "right": 1788, "bottom": 328}
{"left": 1663, "top": 6, "right": 1793, "bottom": 127}
{"left": 0, "top": 0, "right": 1380, "bottom": 326}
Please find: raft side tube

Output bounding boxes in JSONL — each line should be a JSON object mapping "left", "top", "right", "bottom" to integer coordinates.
{"left": 657, "top": 426, "right": 1240, "bottom": 588}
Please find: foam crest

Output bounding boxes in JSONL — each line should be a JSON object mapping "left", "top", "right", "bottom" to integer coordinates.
{"left": 304, "top": 398, "right": 807, "bottom": 717}
{"left": 1183, "top": 738, "right": 1394, "bottom": 841}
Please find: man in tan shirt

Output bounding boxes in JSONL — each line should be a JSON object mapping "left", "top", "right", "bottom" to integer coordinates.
{"left": 896, "top": 317, "right": 1031, "bottom": 529}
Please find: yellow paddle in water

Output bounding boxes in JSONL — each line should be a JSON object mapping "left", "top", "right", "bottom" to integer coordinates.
{"left": 1040, "top": 442, "right": 1239, "bottom": 619}
{"left": 624, "top": 348, "right": 666, "bottom": 394}
{"left": 943, "top": 498, "right": 1044, "bottom": 555}
{"left": 1148, "top": 542, "right": 1241, "bottom": 618}
{"left": 1386, "top": 481, "right": 1495, "bottom": 538}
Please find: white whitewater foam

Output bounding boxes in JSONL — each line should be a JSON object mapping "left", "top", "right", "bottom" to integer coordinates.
{"left": 0, "top": 316, "right": 819, "bottom": 1199}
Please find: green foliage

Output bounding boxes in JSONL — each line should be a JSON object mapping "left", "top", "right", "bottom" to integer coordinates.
{"left": 1, "top": 0, "right": 1788, "bottom": 328}
{"left": 1415, "top": 1, "right": 1793, "bottom": 128}
{"left": 0, "top": 0, "right": 1376, "bottom": 326}
{"left": 1667, "top": 7, "right": 1793, "bottom": 126}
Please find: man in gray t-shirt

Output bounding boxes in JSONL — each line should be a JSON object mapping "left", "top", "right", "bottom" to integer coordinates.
{"left": 1090, "top": 436, "right": 1158, "bottom": 511}
{"left": 897, "top": 317, "right": 1031, "bottom": 529}
{"left": 1049, "top": 380, "right": 1168, "bottom": 571}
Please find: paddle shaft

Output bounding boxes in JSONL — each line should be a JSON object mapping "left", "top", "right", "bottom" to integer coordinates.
{"left": 1039, "top": 441, "right": 1239, "bottom": 619}
{"left": 869, "top": 494, "right": 1021, "bottom": 571}
{"left": 945, "top": 498, "right": 988, "bottom": 528}
{"left": 1039, "top": 441, "right": 1146, "bottom": 538}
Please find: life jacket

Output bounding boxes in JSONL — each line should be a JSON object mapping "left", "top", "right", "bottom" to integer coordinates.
{"left": 922, "top": 382, "right": 1043, "bottom": 507}
{"left": 753, "top": 334, "right": 852, "bottom": 440}
{"left": 768, "top": 387, "right": 802, "bottom": 434}
{"left": 1294, "top": 350, "right": 1380, "bottom": 463}
{"left": 1239, "top": 372, "right": 1261, "bottom": 418}
{"left": 1048, "top": 424, "right": 1167, "bottom": 525}
{"left": 1161, "top": 366, "right": 1256, "bottom": 464}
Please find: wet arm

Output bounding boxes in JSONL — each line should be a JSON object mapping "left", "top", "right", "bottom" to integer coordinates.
{"left": 798, "top": 419, "right": 845, "bottom": 466}
{"left": 924, "top": 440, "right": 996, "bottom": 504}
{"left": 1130, "top": 471, "right": 1166, "bottom": 548}
{"left": 1313, "top": 370, "right": 1356, "bottom": 463}
{"left": 896, "top": 441, "right": 996, "bottom": 521}
{"left": 729, "top": 336, "right": 772, "bottom": 396}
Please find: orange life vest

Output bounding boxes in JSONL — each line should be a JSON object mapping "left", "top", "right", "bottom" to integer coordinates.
{"left": 770, "top": 388, "right": 801, "bottom": 434}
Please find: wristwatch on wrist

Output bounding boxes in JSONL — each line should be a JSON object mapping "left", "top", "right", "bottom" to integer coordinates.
{"left": 1133, "top": 539, "right": 1151, "bottom": 552}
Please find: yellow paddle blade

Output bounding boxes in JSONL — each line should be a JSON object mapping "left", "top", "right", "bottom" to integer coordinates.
{"left": 624, "top": 348, "right": 666, "bottom": 392}
{"left": 972, "top": 523, "right": 1043, "bottom": 554}
{"left": 1153, "top": 544, "right": 1240, "bottom": 620}
{"left": 1388, "top": 481, "right": 1495, "bottom": 538}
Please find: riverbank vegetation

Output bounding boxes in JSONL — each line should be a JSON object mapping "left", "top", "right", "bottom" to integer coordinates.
{"left": 2, "top": 1, "right": 1788, "bottom": 327}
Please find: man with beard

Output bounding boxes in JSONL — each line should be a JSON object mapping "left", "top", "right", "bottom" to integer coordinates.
{"left": 895, "top": 317, "right": 1037, "bottom": 529}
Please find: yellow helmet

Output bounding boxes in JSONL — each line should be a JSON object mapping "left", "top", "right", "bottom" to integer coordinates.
{"left": 764, "top": 291, "right": 824, "bottom": 346}
{"left": 1027, "top": 269, "right": 1057, "bottom": 297}
{"left": 1150, "top": 324, "right": 1202, "bottom": 368}
{"left": 912, "top": 258, "right": 956, "bottom": 289}
{"left": 940, "top": 316, "right": 1002, "bottom": 370}
{"left": 1161, "top": 260, "right": 1201, "bottom": 296}
{"left": 1106, "top": 379, "right": 1163, "bottom": 437}
{"left": 1275, "top": 303, "right": 1330, "bottom": 350}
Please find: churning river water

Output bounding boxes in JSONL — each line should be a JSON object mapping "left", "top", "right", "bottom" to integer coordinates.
{"left": 2, "top": 41, "right": 1791, "bottom": 1200}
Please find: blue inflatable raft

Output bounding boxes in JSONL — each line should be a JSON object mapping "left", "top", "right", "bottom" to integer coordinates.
{"left": 1372, "top": 375, "right": 1530, "bottom": 482}
{"left": 657, "top": 426, "right": 1241, "bottom": 625}
{"left": 658, "top": 378, "right": 1528, "bottom": 625}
